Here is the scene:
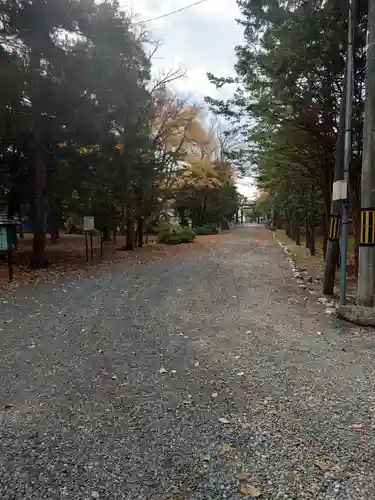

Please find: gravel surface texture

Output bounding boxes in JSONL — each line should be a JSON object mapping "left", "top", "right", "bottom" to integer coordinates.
{"left": 0, "top": 225, "right": 374, "bottom": 500}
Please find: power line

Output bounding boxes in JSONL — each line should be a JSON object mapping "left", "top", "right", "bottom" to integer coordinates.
{"left": 134, "top": 0, "right": 208, "bottom": 25}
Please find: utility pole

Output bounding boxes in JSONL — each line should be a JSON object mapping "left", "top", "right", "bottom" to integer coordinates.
{"left": 339, "top": 0, "right": 355, "bottom": 306}
{"left": 323, "top": 0, "right": 354, "bottom": 303}
{"left": 323, "top": 64, "right": 347, "bottom": 295}
{"left": 357, "top": 0, "right": 375, "bottom": 306}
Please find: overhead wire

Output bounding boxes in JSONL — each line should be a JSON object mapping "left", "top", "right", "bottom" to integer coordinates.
{"left": 134, "top": 0, "right": 208, "bottom": 24}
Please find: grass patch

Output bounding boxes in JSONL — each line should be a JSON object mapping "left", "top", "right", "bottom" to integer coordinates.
{"left": 275, "top": 230, "right": 324, "bottom": 280}
{"left": 275, "top": 230, "right": 355, "bottom": 281}
{"left": 315, "top": 235, "right": 355, "bottom": 253}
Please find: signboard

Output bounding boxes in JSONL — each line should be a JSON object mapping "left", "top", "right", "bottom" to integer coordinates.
{"left": 332, "top": 180, "right": 348, "bottom": 201}
{"left": 0, "top": 228, "right": 7, "bottom": 251}
{"left": 83, "top": 216, "right": 95, "bottom": 232}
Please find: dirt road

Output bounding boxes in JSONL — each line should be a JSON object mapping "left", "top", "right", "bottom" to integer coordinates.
{"left": 0, "top": 226, "right": 373, "bottom": 499}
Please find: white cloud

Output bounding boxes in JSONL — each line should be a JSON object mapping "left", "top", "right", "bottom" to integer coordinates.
{"left": 123, "top": 0, "right": 243, "bottom": 101}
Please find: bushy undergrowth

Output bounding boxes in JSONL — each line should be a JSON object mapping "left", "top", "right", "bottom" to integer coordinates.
{"left": 157, "top": 223, "right": 196, "bottom": 245}
{"left": 195, "top": 223, "right": 220, "bottom": 235}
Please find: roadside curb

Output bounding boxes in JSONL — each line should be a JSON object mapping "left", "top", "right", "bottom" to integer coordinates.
{"left": 273, "top": 234, "right": 338, "bottom": 317}
{"left": 338, "top": 305, "right": 375, "bottom": 327}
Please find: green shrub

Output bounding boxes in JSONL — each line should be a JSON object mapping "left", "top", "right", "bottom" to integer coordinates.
{"left": 180, "top": 226, "right": 196, "bottom": 243}
{"left": 157, "top": 222, "right": 196, "bottom": 245}
{"left": 195, "top": 223, "right": 219, "bottom": 235}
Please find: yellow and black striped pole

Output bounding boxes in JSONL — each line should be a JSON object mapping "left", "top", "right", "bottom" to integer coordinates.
{"left": 360, "top": 209, "right": 375, "bottom": 246}
{"left": 328, "top": 215, "right": 340, "bottom": 241}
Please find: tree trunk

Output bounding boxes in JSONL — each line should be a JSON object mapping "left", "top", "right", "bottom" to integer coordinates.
{"left": 7, "top": 189, "right": 18, "bottom": 250}
{"left": 113, "top": 230, "right": 117, "bottom": 245}
{"left": 125, "top": 210, "right": 135, "bottom": 250}
{"left": 138, "top": 217, "right": 144, "bottom": 248}
{"left": 290, "top": 218, "right": 296, "bottom": 240}
{"left": 19, "top": 205, "right": 24, "bottom": 239}
{"left": 354, "top": 230, "right": 359, "bottom": 279}
{"left": 120, "top": 207, "right": 126, "bottom": 236}
{"left": 308, "top": 220, "right": 316, "bottom": 256}
{"left": 201, "top": 194, "right": 208, "bottom": 225}
{"left": 50, "top": 227, "right": 59, "bottom": 245}
{"left": 285, "top": 218, "right": 291, "bottom": 237}
{"left": 295, "top": 219, "right": 301, "bottom": 246}
{"left": 30, "top": 51, "right": 47, "bottom": 268}
{"left": 49, "top": 209, "right": 60, "bottom": 244}
{"left": 322, "top": 211, "right": 329, "bottom": 258}
{"left": 305, "top": 220, "right": 310, "bottom": 249}
{"left": 102, "top": 226, "right": 111, "bottom": 242}
{"left": 350, "top": 171, "right": 361, "bottom": 279}
{"left": 305, "top": 219, "right": 311, "bottom": 248}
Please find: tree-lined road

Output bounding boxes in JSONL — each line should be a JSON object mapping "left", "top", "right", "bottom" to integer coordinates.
{"left": 0, "top": 226, "right": 374, "bottom": 499}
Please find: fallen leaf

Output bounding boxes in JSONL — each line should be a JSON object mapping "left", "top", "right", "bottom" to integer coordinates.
{"left": 237, "top": 372, "right": 245, "bottom": 377}
{"left": 98, "top": 349, "right": 104, "bottom": 354}
{"left": 236, "top": 471, "right": 250, "bottom": 481}
{"left": 167, "top": 485, "right": 180, "bottom": 495}
{"left": 314, "top": 460, "right": 330, "bottom": 472}
{"left": 158, "top": 367, "right": 168, "bottom": 374}
{"left": 221, "top": 444, "right": 234, "bottom": 454}
{"left": 218, "top": 417, "right": 230, "bottom": 424}
{"left": 201, "top": 455, "right": 211, "bottom": 462}
{"left": 111, "top": 375, "right": 118, "bottom": 380}
{"left": 325, "top": 307, "right": 337, "bottom": 316}
{"left": 4, "top": 403, "right": 14, "bottom": 410}
{"left": 142, "top": 479, "right": 155, "bottom": 487}
{"left": 29, "top": 312, "right": 41, "bottom": 318}
{"left": 240, "top": 484, "right": 263, "bottom": 497}
{"left": 29, "top": 344, "right": 36, "bottom": 349}
{"left": 349, "top": 423, "right": 363, "bottom": 430}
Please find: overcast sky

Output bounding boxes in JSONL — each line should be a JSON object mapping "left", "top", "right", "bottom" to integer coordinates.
{"left": 121, "top": 0, "right": 256, "bottom": 199}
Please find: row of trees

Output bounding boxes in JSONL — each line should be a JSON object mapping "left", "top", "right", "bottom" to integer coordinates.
{"left": 207, "top": 0, "right": 367, "bottom": 271}
{"left": 0, "top": 0, "right": 240, "bottom": 268}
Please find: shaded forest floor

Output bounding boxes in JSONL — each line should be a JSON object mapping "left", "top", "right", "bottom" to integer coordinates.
{"left": 0, "top": 232, "right": 234, "bottom": 289}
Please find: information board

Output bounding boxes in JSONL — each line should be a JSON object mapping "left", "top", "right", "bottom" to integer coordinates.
{"left": 83, "top": 216, "right": 95, "bottom": 231}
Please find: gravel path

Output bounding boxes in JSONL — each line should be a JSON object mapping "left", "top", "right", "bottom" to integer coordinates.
{"left": 0, "top": 225, "right": 374, "bottom": 500}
